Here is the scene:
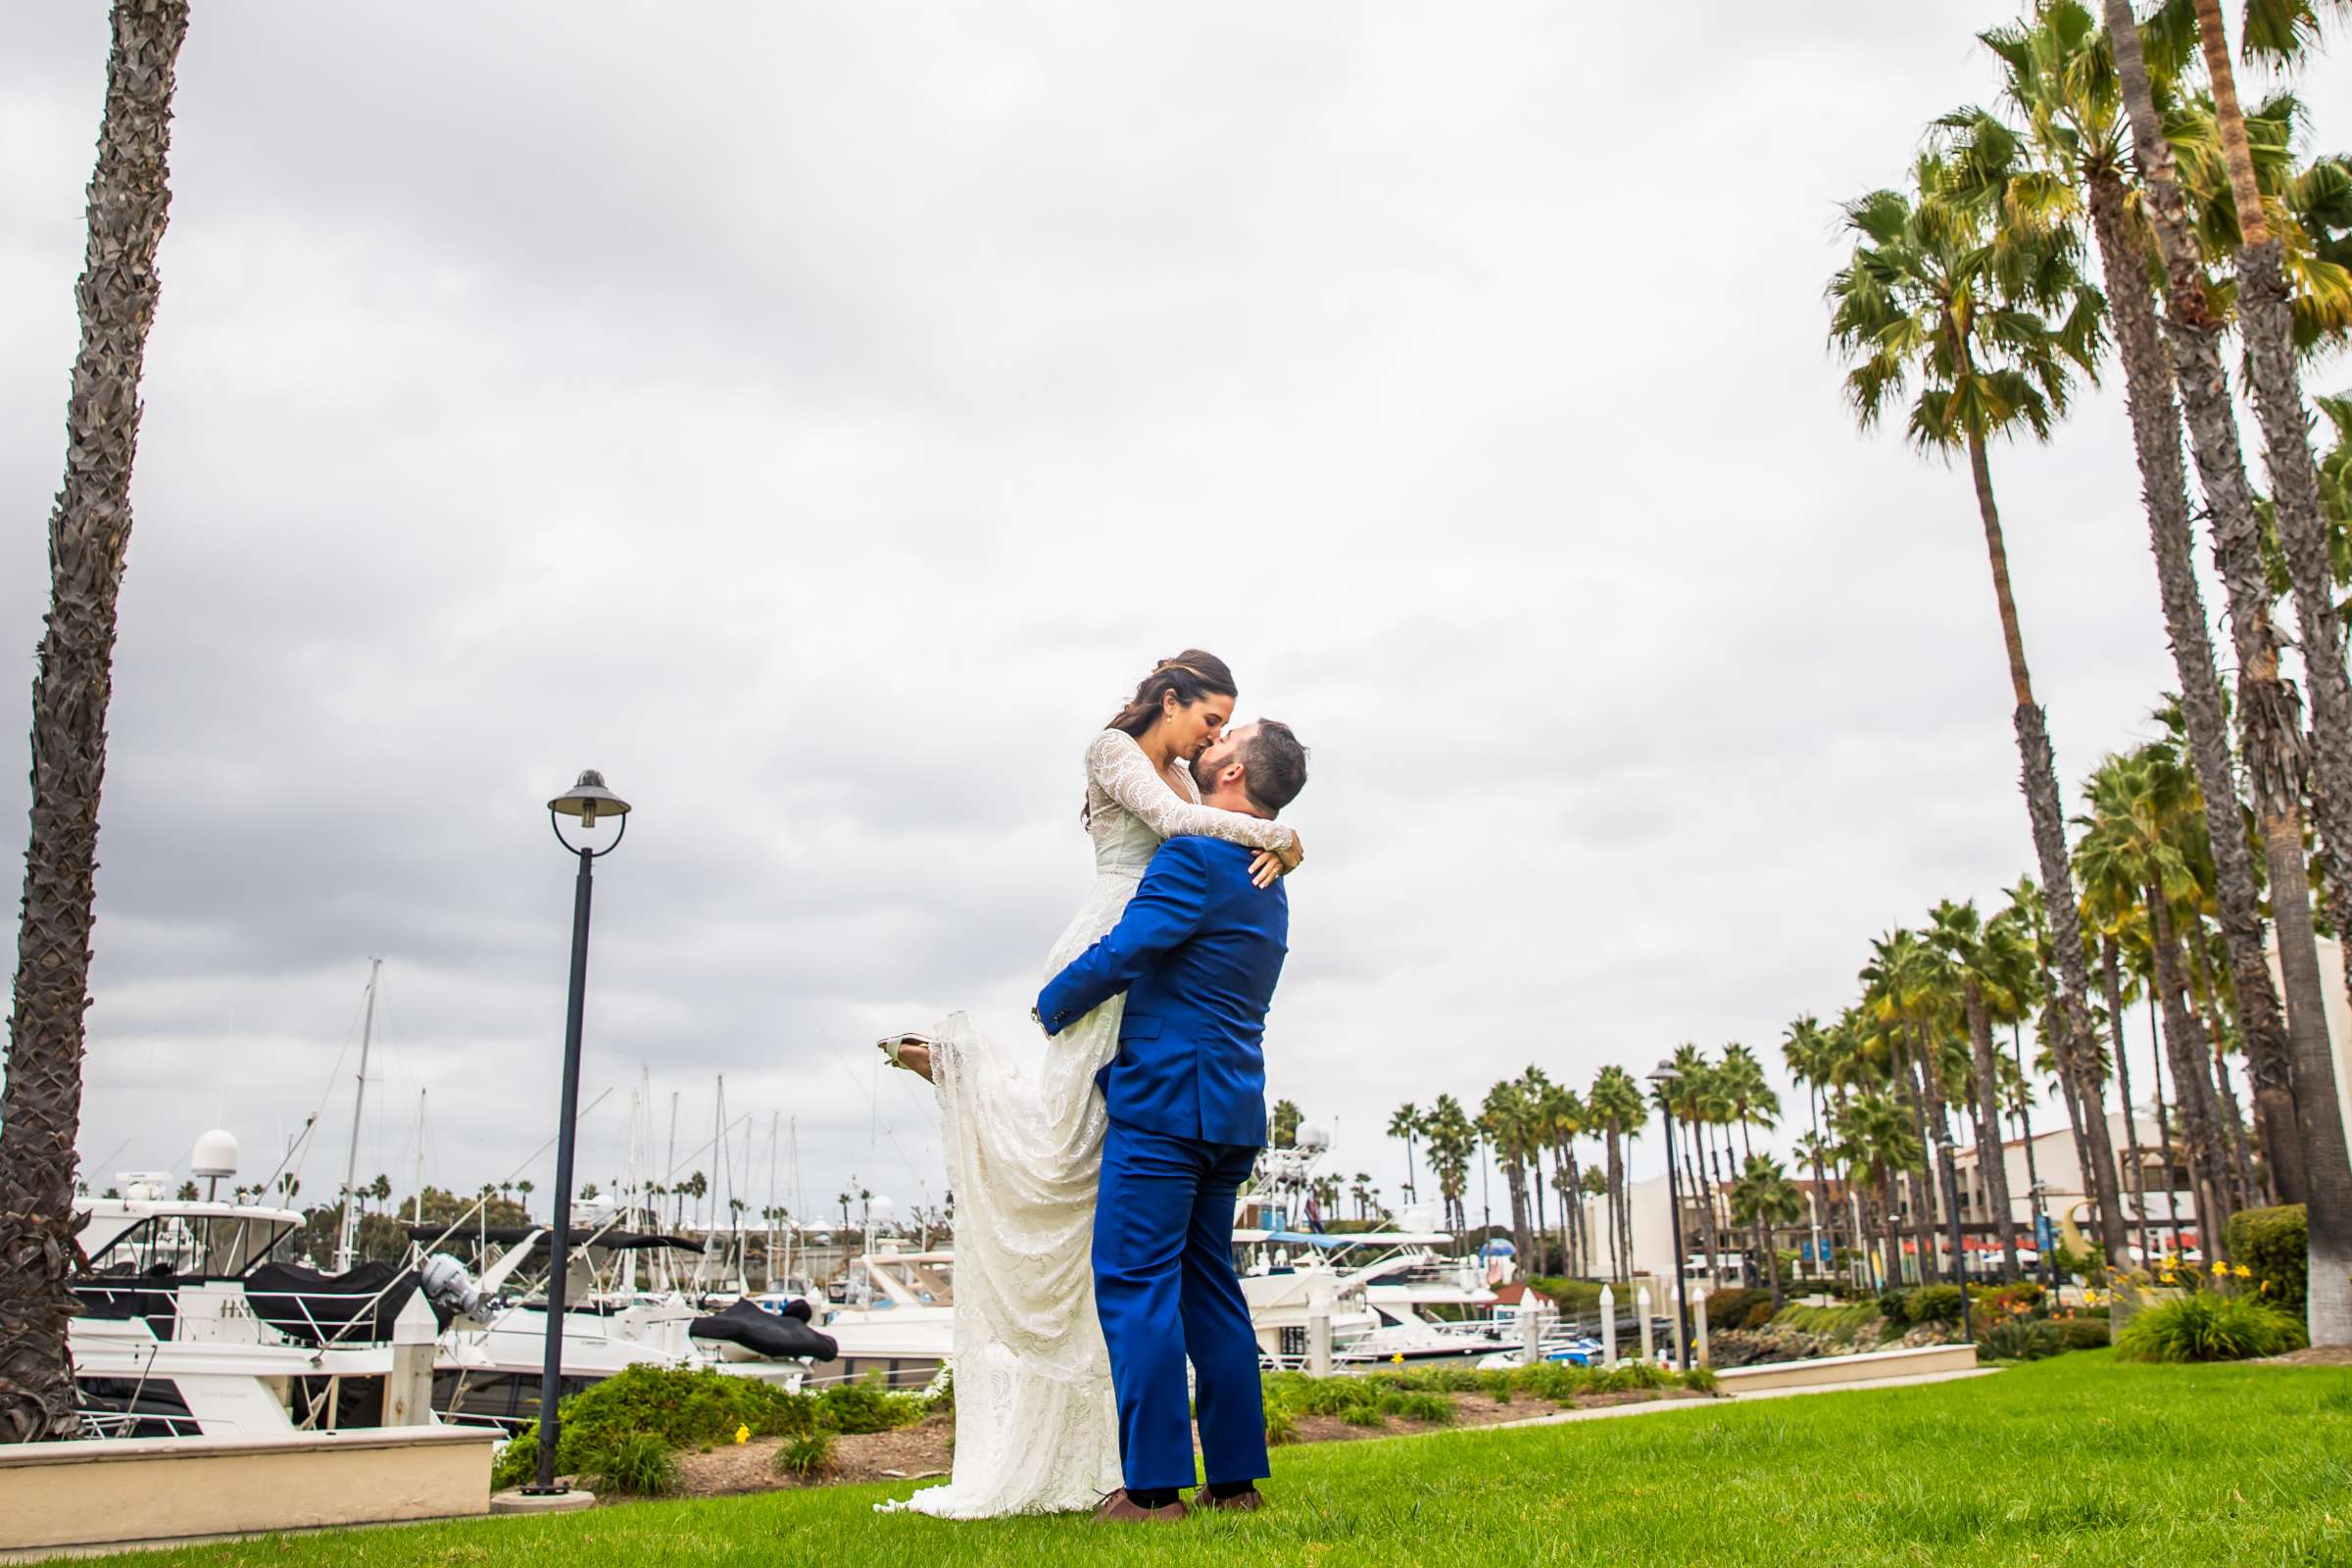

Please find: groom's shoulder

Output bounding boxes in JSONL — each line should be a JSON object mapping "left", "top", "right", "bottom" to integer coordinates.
{"left": 1154, "top": 835, "right": 1247, "bottom": 868}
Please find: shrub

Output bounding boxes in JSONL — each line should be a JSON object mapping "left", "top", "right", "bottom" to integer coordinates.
{"left": 1341, "top": 1403, "right": 1387, "bottom": 1427}
{"left": 1972, "top": 1281, "right": 2045, "bottom": 1313}
{"left": 2227, "top": 1205, "right": 2309, "bottom": 1313}
{"left": 490, "top": 1429, "right": 541, "bottom": 1492}
{"left": 1523, "top": 1277, "right": 1608, "bottom": 1317}
{"left": 1980, "top": 1319, "right": 2062, "bottom": 1363}
{"left": 1379, "top": 1392, "right": 1454, "bottom": 1425}
{"left": 1904, "top": 1285, "right": 1967, "bottom": 1326}
{"left": 1703, "top": 1289, "right": 1772, "bottom": 1333}
{"left": 1596, "top": 1360, "right": 1669, "bottom": 1393}
{"left": 1876, "top": 1289, "right": 1911, "bottom": 1326}
{"left": 2113, "top": 1295, "right": 2309, "bottom": 1363}
{"left": 1679, "top": 1366, "right": 1719, "bottom": 1395}
{"left": 774, "top": 1430, "right": 835, "bottom": 1478}
{"left": 1262, "top": 1399, "right": 1298, "bottom": 1446}
{"left": 2054, "top": 1316, "right": 2110, "bottom": 1351}
{"left": 816, "top": 1376, "right": 923, "bottom": 1435}
{"left": 580, "top": 1431, "right": 681, "bottom": 1497}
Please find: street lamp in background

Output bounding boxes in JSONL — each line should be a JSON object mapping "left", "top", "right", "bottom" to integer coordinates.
{"left": 1645, "top": 1061, "right": 1693, "bottom": 1371}
{"left": 2029, "top": 1179, "right": 2058, "bottom": 1290}
{"left": 526, "top": 770, "right": 632, "bottom": 1497}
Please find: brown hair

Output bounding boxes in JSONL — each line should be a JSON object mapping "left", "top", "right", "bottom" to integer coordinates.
{"left": 1104, "top": 650, "right": 1239, "bottom": 738}
{"left": 1238, "top": 719, "right": 1309, "bottom": 814}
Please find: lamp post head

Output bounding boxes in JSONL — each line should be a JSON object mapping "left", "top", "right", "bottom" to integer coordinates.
{"left": 550, "top": 769, "right": 631, "bottom": 832}
{"left": 1646, "top": 1060, "right": 1681, "bottom": 1102}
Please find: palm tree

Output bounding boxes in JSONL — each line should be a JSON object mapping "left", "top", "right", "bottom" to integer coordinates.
{"left": 1424, "top": 1095, "right": 1475, "bottom": 1233}
{"left": 1588, "top": 1066, "right": 1645, "bottom": 1281}
{"left": 1388, "top": 1102, "right": 1424, "bottom": 1204}
{"left": 1929, "top": 898, "right": 2027, "bottom": 1280}
{"left": 1269, "top": 1100, "right": 1303, "bottom": 1152}
{"left": 0, "top": 0, "right": 192, "bottom": 1445}
{"left": 514, "top": 1178, "right": 535, "bottom": 1219}
{"left": 1717, "top": 1044, "right": 1782, "bottom": 1163}
{"left": 1479, "top": 1080, "right": 1536, "bottom": 1270}
{"left": 1838, "top": 1093, "right": 1925, "bottom": 1289}
{"left": 1966, "top": 3, "right": 2320, "bottom": 1214}
{"left": 1730, "top": 1154, "right": 1805, "bottom": 1308}
{"left": 2103, "top": 0, "right": 2352, "bottom": 1344}
{"left": 2076, "top": 745, "right": 2235, "bottom": 1254}
{"left": 1827, "top": 149, "right": 2127, "bottom": 1271}
{"left": 2006, "top": 873, "right": 2133, "bottom": 1257}
{"left": 1665, "top": 1045, "right": 1724, "bottom": 1281}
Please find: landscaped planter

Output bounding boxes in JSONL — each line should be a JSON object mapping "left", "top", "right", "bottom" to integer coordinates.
{"left": 1711, "top": 1342, "right": 1979, "bottom": 1394}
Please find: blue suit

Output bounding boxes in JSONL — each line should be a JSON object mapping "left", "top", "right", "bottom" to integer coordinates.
{"left": 1037, "top": 835, "right": 1288, "bottom": 1493}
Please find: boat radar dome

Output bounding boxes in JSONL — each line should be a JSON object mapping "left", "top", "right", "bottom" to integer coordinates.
{"left": 190, "top": 1129, "right": 239, "bottom": 1179}
{"left": 1296, "top": 1123, "right": 1331, "bottom": 1152}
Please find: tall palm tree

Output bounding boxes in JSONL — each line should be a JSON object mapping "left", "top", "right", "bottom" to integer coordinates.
{"left": 1717, "top": 1044, "right": 1782, "bottom": 1163}
{"left": 2076, "top": 745, "right": 2235, "bottom": 1253}
{"left": 1838, "top": 1093, "right": 1926, "bottom": 1288}
{"left": 2103, "top": 0, "right": 2352, "bottom": 1344}
{"left": 1425, "top": 1094, "right": 1475, "bottom": 1234}
{"left": 1588, "top": 1065, "right": 1646, "bottom": 1281}
{"left": 1666, "top": 1045, "right": 1725, "bottom": 1281}
{"left": 1828, "top": 151, "right": 2128, "bottom": 1270}
{"left": 1730, "top": 1154, "right": 1806, "bottom": 1308}
{"left": 1388, "top": 1102, "right": 1424, "bottom": 1204}
{"left": 1479, "top": 1080, "right": 1536, "bottom": 1270}
{"left": 1929, "top": 899, "right": 2026, "bottom": 1280}
{"left": 1966, "top": 3, "right": 2318, "bottom": 1211}
{"left": 1270, "top": 1100, "right": 1303, "bottom": 1151}
{"left": 0, "top": 0, "right": 192, "bottom": 1445}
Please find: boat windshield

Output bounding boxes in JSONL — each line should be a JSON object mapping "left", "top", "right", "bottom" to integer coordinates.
{"left": 84, "top": 1213, "right": 296, "bottom": 1278}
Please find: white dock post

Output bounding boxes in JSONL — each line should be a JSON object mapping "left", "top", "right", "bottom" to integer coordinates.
{"left": 1305, "top": 1273, "right": 1335, "bottom": 1379}
{"left": 1637, "top": 1286, "right": 1654, "bottom": 1365}
{"left": 1599, "top": 1284, "right": 1617, "bottom": 1368}
{"left": 388, "top": 1289, "right": 437, "bottom": 1426}
{"left": 1691, "top": 1283, "right": 1710, "bottom": 1368}
{"left": 1520, "top": 1303, "right": 1543, "bottom": 1364}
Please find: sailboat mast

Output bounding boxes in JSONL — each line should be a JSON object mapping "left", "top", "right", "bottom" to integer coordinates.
{"left": 409, "top": 1087, "right": 426, "bottom": 1224}
{"left": 335, "top": 957, "right": 382, "bottom": 1273}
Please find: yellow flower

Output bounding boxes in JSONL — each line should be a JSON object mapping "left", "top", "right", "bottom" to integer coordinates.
{"left": 2232, "top": 1264, "right": 2252, "bottom": 1279}
{"left": 2159, "top": 1272, "right": 2179, "bottom": 1285}
{"left": 2211, "top": 1260, "right": 2230, "bottom": 1277}
{"left": 1392, "top": 1353, "right": 1404, "bottom": 1365}
{"left": 734, "top": 1424, "right": 750, "bottom": 1446}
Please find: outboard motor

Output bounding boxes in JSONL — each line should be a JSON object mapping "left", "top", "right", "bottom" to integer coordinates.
{"left": 419, "top": 1253, "right": 489, "bottom": 1325}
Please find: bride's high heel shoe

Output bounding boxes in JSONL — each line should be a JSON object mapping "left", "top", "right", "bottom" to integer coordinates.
{"left": 878, "top": 1032, "right": 937, "bottom": 1083}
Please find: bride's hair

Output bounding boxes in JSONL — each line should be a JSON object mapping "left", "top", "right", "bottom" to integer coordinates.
{"left": 1104, "top": 650, "right": 1238, "bottom": 738}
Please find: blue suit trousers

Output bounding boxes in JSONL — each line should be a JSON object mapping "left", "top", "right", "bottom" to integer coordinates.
{"left": 1092, "top": 1117, "right": 1270, "bottom": 1493}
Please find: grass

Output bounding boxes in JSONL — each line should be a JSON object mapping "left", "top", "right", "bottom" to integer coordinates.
{"left": 38, "top": 1354, "right": 2352, "bottom": 1567}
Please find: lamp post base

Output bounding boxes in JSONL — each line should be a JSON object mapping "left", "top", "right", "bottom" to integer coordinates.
{"left": 492, "top": 1488, "right": 596, "bottom": 1515}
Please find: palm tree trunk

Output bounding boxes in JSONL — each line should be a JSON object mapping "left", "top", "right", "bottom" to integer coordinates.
{"left": 2117, "top": 0, "right": 2352, "bottom": 1346}
{"left": 1877, "top": 1167, "right": 1904, "bottom": 1291}
{"left": 1965, "top": 425, "right": 2132, "bottom": 1260}
{"left": 1897, "top": 1053, "right": 1943, "bottom": 1283}
{"left": 1963, "top": 980, "right": 2020, "bottom": 1281}
{"left": 2082, "top": 162, "right": 2314, "bottom": 1210}
{"left": 2102, "top": 937, "right": 2154, "bottom": 1262}
{"left": 2148, "top": 887, "right": 2230, "bottom": 1259}
{"left": 0, "top": 0, "right": 190, "bottom": 1446}
{"left": 2180, "top": 920, "right": 2261, "bottom": 1209}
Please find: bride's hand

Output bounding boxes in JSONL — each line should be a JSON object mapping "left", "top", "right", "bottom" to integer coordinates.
{"left": 1249, "top": 832, "right": 1303, "bottom": 890}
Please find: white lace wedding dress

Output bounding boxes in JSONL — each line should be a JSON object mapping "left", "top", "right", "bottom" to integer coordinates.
{"left": 879, "top": 729, "right": 1298, "bottom": 1518}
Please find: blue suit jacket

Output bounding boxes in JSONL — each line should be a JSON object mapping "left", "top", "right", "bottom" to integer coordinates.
{"left": 1036, "top": 836, "right": 1289, "bottom": 1147}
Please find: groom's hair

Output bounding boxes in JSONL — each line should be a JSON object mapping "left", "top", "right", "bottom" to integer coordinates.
{"left": 1241, "top": 721, "right": 1309, "bottom": 815}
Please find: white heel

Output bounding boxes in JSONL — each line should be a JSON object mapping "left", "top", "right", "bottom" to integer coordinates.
{"left": 878, "top": 1032, "right": 934, "bottom": 1071}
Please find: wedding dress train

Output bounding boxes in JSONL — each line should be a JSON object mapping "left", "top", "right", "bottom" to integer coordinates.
{"left": 881, "top": 729, "right": 1296, "bottom": 1518}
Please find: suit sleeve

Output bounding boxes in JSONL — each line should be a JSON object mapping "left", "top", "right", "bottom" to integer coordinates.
{"left": 1036, "top": 839, "right": 1213, "bottom": 1036}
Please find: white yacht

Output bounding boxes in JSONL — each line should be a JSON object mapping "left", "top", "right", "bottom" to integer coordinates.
{"left": 788, "top": 1247, "right": 956, "bottom": 1389}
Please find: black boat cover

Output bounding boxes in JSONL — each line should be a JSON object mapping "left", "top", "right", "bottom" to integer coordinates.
{"left": 243, "top": 1260, "right": 435, "bottom": 1344}
{"left": 688, "top": 1298, "right": 837, "bottom": 1362}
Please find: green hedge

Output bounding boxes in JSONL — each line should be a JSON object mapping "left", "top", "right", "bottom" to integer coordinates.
{"left": 490, "top": 1365, "right": 925, "bottom": 1491}
{"left": 1702, "top": 1288, "right": 1774, "bottom": 1332}
{"left": 1904, "top": 1285, "right": 1967, "bottom": 1326}
{"left": 2226, "top": 1205, "right": 2308, "bottom": 1313}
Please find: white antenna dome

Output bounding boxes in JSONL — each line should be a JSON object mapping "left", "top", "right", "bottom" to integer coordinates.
{"left": 868, "top": 1195, "right": 896, "bottom": 1224}
{"left": 190, "top": 1129, "right": 239, "bottom": 1179}
{"left": 1297, "top": 1124, "right": 1331, "bottom": 1152}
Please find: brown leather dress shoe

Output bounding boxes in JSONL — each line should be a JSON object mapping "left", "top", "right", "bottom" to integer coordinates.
{"left": 1093, "top": 1490, "right": 1188, "bottom": 1524}
{"left": 1192, "top": 1488, "right": 1265, "bottom": 1513}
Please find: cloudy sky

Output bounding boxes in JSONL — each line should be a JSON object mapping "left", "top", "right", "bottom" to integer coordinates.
{"left": 3, "top": 3, "right": 2346, "bottom": 1231}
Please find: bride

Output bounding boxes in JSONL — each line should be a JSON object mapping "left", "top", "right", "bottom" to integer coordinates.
{"left": 875, "top": 651, "right": 1301, "bottom": 1518}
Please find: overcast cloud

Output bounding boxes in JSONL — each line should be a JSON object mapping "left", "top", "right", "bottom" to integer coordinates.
{"left": 3, "top": 3, "right": 2346, "bottom": 1228}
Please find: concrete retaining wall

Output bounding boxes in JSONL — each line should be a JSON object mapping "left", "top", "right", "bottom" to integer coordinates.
{"left": 1713, "top": 1341, "right": 1978, "bottom": 1394}
{"left": 0, "top": 1425, "right": 495, "bottom": 1555}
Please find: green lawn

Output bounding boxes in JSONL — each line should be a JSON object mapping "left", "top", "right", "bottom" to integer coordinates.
{"left": 50, "top": 1354, "right": 2352, "bottom": 1567}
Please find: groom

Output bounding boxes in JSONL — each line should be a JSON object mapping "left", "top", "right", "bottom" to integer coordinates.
{"left": 1036, "top": 719, "right": 1310, "bottom": 1523}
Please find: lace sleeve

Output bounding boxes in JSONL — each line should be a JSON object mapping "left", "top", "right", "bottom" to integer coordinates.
{"left": 1085, "top": 730, "right": 1297, "bottom": 853}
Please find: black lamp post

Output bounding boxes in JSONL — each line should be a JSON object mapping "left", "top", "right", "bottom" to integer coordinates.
{"left": 1646, "top": 1061, "right": 1693, "bottom": 1371}
{"left": 525, "top": 769, "right": 631, "bottom": 1496}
